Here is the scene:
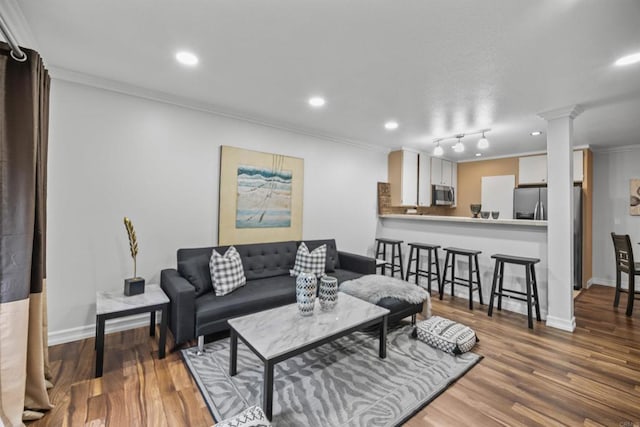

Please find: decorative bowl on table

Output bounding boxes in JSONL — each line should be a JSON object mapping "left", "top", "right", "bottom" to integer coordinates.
{"left": 480, "top": 211, "right": 490, "bottom": 219}
{"left": 470, "top": 204, "right": 482, "bottom": 218}
{"left": 491, "top": 211, "right": 500, "bottom": 219}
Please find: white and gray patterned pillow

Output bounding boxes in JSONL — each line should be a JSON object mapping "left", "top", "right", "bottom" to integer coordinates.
{"left": 210, "top": 246, "right": 246, "bottom": 296}
{"left": 215, "top": 405, "right": 271, "bottom": 427}
{"left": 290, "top": 242, "right": 327, "bottom": 277}
{"left": 412, "top": 316, "right": 478, "bottom": 355}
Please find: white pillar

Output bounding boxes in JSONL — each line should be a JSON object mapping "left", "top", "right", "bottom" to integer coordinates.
{"left": 538, "top": 105, "right": 582, "bottom": 332}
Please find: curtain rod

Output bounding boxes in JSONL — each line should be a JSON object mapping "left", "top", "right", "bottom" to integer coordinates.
{"left": 0, "top": 11, "right": 27, "bottom": 62}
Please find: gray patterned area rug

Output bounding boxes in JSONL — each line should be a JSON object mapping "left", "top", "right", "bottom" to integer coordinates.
{"left": 182, "top": 324, "right": 481, "bottom": 427}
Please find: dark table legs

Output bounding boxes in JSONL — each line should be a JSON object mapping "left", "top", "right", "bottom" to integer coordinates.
{"left": 150, "top": 311, "right": 156, "bottom": 336}
{"left": 379, "top": 315, "right": 388, "bottom": 358}
{"left": 229, "top": 328, "right": 238, "bottom": 376}
{"left": 263, "top": 361, "right": 274, "bottom": 421}
{"left": 95, "top": 304, "right": 168, "bottom": 378}
{"left": 95, "top": 315, "right": 106, "bottom": 377}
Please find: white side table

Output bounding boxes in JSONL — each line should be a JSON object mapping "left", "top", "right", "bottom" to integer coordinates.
{"left": 95, "top": 284, "right": 169, "bottom": 377}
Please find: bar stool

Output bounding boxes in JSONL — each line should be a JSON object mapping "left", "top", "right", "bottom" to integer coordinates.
{"left": 440, "top": 247, "right": 483, "bottom": 310}
{"left": 406, "top": 243, "right": 441, "bottom": 293}
{"left": 487, "top": 254, "right": 541, "bottom": 329}
{"left": 375, "top": 238, "right": 404, "bottom": 278}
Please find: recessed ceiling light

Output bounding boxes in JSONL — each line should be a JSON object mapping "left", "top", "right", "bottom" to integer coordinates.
{"left": 308, "top": 97, "right": 326, "bottom": 107}
{"left": 615, "top": 52, "right": 640, "bottom": 66}
{"left": 384, "top": 121, "right": 399, "bottom": 130}
{"left": 175, "top": 51, "right": 198, "bottom": 66}
{"left": 530, "top": 131, "right": 543, "bottom": 136}
{"left": 476, "top": 153, "right": 482, "bottom": 157}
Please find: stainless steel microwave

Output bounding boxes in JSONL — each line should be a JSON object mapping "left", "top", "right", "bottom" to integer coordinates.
{"left": 432, "top": 185, "right": 455, "bottom": 206}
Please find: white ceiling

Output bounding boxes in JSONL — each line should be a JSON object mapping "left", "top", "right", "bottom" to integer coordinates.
{"left": 8, "top": 0, "right": 640, "bottom": 159}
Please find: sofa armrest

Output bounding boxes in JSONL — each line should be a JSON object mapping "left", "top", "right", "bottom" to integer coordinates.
{"left": 338, "top": 251, "right": 376, "bottom": 275}
{"left": 161, "top": 268, "right": 196, "bottom": 345}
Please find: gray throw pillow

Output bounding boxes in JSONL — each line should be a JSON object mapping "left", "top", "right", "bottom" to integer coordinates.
{"left": 178, "top": 254, "right": 213, "bottom": 297}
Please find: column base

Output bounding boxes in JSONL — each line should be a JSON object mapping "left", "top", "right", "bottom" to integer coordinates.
{"left": 545, "top": 315, "right": 576, "bottom": 332}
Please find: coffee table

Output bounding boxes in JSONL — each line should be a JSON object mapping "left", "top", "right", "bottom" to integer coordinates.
{"left": 227, "top": 292, "right": 389, "bottom": 420}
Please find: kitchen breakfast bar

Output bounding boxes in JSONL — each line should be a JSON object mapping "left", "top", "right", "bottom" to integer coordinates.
{"left": 377, "top": 214, "right": 548, "bottom": 319}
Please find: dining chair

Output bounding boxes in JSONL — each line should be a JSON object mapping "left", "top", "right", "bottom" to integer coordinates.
{"left": 610, "top": 233, "right": 640, "bottom": 316}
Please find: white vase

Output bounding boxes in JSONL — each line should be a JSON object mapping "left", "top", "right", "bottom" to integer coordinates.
{"left": 296, "top": 272, "right": 317, "bottom": 316}
{"left": 319, "top": 276, "right": 338, "bottom": 311}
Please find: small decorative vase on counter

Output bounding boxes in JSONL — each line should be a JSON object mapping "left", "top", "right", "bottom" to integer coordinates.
{"left": 319, "top": 276, "right": 338, "bottom": 311}
{"left": 296, "top": 271, "right": 317, "bottom": 316}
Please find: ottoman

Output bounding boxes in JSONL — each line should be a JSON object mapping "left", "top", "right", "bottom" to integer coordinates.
{"left": 339, "top": 274, "right": 431, "bottom": 324}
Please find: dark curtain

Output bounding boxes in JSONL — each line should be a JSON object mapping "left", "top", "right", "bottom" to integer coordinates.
{"left": 0, "top": 41, "right": 53, "bottom": 426}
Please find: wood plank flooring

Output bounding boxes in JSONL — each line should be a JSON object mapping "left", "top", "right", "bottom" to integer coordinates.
{"left": 30, "top": 285, "right": 640, "bottom": 426}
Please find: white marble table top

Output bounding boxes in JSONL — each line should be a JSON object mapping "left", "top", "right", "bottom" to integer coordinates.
{"left": 96, "top": 284, "right": 169, "bottom": 315}
{"left": 228, "top": 292, "right": 389, "bottom": 360}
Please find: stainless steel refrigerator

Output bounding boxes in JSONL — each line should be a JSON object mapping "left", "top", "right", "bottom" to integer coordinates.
{"left": 513, "top": 185, "right": 582, "bottom": 289}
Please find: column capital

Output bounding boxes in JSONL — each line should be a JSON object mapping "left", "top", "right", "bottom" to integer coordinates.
{"left": 538, "top": 104, "right": 584, "bottom": 121}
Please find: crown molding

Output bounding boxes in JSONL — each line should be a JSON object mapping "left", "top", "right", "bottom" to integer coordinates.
{"left": 0, "top": 0, "right": 39, "bottom": 51}
{"left": 48, "top": 65, "right": 389, "bottom": 154}
{"left": 538, "top": 104, "right": 584, "bottom": 121}
{"left": 590, "top": 143, "right": 640, "bottom": 154}
{"left": 456, "top": 145, "right": 590, "bottom": 163}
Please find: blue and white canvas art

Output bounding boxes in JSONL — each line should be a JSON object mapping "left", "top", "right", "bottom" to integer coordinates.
{"left": 236, "top": 159, "right": 292, "bottom": 228}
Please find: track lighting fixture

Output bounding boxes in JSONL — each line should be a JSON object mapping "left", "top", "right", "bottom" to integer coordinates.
{"left": 432, "top": 128, "right": 491, "bottom": 156}
{"left": 477, "top": 131, "right": 489, "bottom": 149}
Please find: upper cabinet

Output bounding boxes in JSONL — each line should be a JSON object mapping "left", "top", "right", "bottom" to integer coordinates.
{"left": 418, "top": 153, "right": 432, "bottom": 207}
{"left": 518, "top": 155, "right": 547, "bottom": 185}
{"left": 573, "top": 150, "right": 584, "bottom": 182}
{"left": 518, "top": 150, "right": 584, "bottom": 185}
{"left": 388, "top": 150, "right": 418, "bottom": 206}
{"left": 431, "top": 158, "right": 454, "bottom": 186}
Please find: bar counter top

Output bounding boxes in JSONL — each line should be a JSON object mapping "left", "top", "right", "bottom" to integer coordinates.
{"left": 379, "top": 214, "right": 547, "bottom": 227}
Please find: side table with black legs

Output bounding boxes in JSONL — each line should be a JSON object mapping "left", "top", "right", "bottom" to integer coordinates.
{"left": 95, "top": 284, "right": 169, "bottom": 377}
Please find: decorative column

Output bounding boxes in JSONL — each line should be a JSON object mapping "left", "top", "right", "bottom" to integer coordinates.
{"left": 538, "top": 105, "right": 583, "bottom": 332}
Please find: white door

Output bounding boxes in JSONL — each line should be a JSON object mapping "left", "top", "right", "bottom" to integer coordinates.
{"left": 401, "top": 150, "right": 418, "bottom": 205}
{"left": 518, "top": 155, "right": 547, "bottom": 185}
{"left": 481, "top": 175, "right": 516, "bottom": 219}
{"left": 418, "top": 153, "right": 432, "bottom": 206}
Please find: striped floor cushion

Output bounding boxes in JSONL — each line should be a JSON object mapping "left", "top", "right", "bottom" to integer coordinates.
{"left": 412, "top": 316, "right": 478, "bottom": 355}
{"left": 215, "top": 405, "right": 271, "bottom": 427}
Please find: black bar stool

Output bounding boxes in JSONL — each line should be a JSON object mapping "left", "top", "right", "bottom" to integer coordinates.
{"left": 440, "top": 247, "right": 483, "bottom": 310}
{"left": 487, "top": 254, "right": 541, "bottom": 329}
{"left": 375, "top": 238, "right": 404, "bottom": 278}
{"left": 406, "top": 243, "right": 441, "bottom": 293}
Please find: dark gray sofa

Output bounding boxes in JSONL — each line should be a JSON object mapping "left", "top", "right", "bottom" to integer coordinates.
{"left": 161, "top": 239, "right": 422, "bottom": 348}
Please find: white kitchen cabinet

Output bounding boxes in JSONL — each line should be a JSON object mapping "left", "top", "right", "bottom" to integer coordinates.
{"left": 442, "top": 160, "right": 453, "bottom": 187}
{"left": 418, "top": 153, "right": 432, "bottom": 207}
{"left": 431, "top": 157, "right": 442, "bottom": 185}
{"left": 518, "top": 151, "right": 584, "bottom": 185}
{"left": 388, "top": 150, "right": 418, "bottom": 206}
{"left": 431, "top": 158, "right": 454, "bottom": 186}
{"left": 573, "top": 150, "right": 584, "bottom": 182}
{"left": 518, "top": 155, "right": 547, "bottom": 185}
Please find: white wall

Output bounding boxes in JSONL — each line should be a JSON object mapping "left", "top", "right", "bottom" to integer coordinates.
{"left": 47, "top": 80, "right": 386, "bottom": 341}
{"left": 592, "top": 146, "right": 640, "bottom": 285}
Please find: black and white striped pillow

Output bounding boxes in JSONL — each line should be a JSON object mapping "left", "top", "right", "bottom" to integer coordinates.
{"left": 210, "top": 246, "right": 246, "bottom": 296}
{"left": 290, "top": 243, "right": 327, "bottom": 277}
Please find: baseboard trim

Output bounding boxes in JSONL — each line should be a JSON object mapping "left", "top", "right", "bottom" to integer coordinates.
{"left": 48, "top": 313, "right": 161, "bottom": 346}
{"left": 545, "top": 315, "right": 576, "bottom": 332}
{"left": 588, "top": 277, "right": 615, "bottom": 287}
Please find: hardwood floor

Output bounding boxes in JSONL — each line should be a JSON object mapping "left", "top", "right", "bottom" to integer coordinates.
{"left": 31, "top": 284, "right": 639, "bottom": 426}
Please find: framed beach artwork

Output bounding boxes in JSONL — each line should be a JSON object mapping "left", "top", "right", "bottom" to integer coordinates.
{"left": 218, "top": 145, "right": 304, "bottom": 245}
{"left": 631, "top": 179, "right": 640, "bottom": 216}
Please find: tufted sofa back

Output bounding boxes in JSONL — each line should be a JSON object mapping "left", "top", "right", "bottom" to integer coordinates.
{"left": 177, "top": 241, "right": 298, "bottom": 282}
